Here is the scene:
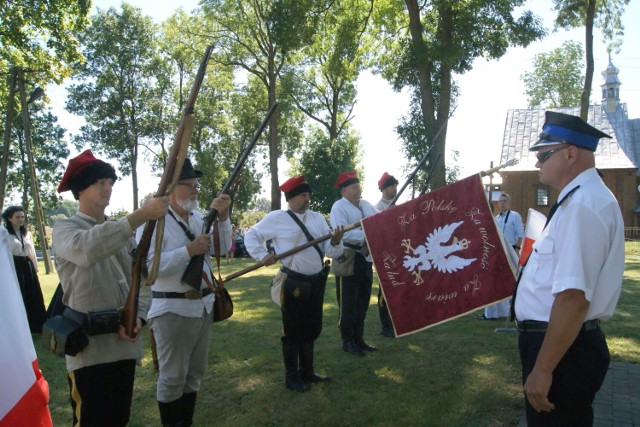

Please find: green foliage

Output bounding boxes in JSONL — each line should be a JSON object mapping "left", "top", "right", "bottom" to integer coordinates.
{"left": 289, "top": 127, "right": 361, "bottom": 214}
{"left": 3, "top": 100, "right": 69, "bottom": 216}
{"left": 200, "top": 0, "right": 316, "bottom": 210}
{"left": 371, "top": 0, "right": 545, "bottom": 189}
{"left": 553, "top": 0, "right": 629, "bottom": 53}
{"left": 66, "top": 4, "right": 160, "bottom": 209}
{"left": 0, "top": 0, "right": 90, "bottom": 83}
{"left": 522, "top": 41, "right": 584, "bottom": 109}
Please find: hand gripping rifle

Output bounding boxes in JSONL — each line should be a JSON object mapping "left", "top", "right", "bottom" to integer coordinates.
{"left": 180, "top": 103, "right": 279, "bottom": 289}
{"left": 121, "top": 45, "right": 214, "bottom": 338}
{"left": 223, "top": 222, "right": 362, "bottom": 283}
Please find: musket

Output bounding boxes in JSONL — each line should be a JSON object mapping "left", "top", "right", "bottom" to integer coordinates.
{"left": 181, "top": 103, "right": 279, "bottom": 289}
{"left": 390, "top": 117, "right": 449, "bottom": 206}
{"left": 480, "top": 158, "right": 518, "bottom": 176}
{"left": 223, "top": 222, "right": 361, "bottom": 283}
{"left": 121, "top": 45, "right": 214, "bottom": 338}
{"left": 419, "top": 152, "right": 441, "bottom": 196}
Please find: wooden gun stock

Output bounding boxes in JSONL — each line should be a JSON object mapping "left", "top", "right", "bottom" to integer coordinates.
{"left": 180, "top": 103, "right": 278, "bottom": 289}
{"left": 121, "top": 45, "right": 214, "bottom": 337}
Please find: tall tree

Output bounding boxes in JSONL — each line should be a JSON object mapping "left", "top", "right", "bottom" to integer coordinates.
{"left": 373, "top": 0, "right": 545, "bottom": 190}
{"left": 4, "top": 100, "right": 68, "bottom": 240}
{"left": 66, "top": 4, "right": 159, "bottom": 209}
{"left": 552, "top": 0, "right": 629, "bottom": 119}
{"left": 286, "top": 0, "right": 373, "bottom": 206}
{"left": 0, "top": 0, "right": 90, "bottom": 83}
{"left": 522, "top": 41, "right": 584, "bottom": 109}
{"left": 200, "top": 0, "right": 321, "bottom": 210}
{"left": 289, "top": 127, "right": 362, "bottom": 214}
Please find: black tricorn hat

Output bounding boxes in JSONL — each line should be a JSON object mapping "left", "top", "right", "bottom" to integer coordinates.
{"left": 178, "top": 158, "right": 203, "bottom": 180}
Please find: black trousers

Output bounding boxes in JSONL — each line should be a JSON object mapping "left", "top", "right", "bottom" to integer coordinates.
{"left": 335, "top": 254, "right": 373, "bottom": 343}
{"left": 518, "top": 327, "right": 610, "bottom": 427}
{"left": 68, "top": 359, "right": 136, "bottom": 427}
{"left": 281, "top": 269, "right": 328, "bottom": 344}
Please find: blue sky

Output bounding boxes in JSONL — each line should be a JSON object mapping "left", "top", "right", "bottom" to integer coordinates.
{"left": 52, "top": 0, "right": 640, "bottom": 212}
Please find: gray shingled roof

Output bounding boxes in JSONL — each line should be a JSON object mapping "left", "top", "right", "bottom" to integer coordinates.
{"left": 499, "top": 104, "right": 637, "bottom": 172}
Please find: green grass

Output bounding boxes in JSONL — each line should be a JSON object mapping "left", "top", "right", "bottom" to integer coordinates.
{"left": 35, "top": 253, "right": 640, "bottom": 427}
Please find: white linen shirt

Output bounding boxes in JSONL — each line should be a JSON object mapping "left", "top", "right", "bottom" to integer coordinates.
{"left": 495, "top": 209, "right": 524, "bottom": 247}
{"left": 244, "top": 209, "right": 343, "bottom": 275}
{"left": 6, "top": 229, "right": 39, "bottom": 271}
{"left": 53, "top": 212, "right": 149, "bottom": 371}
{"left": 375, "top": 198, "right": 393, "bottom": 211}
{"left": 515, "top": 168, "right": 624, "bottom": 322}
{"left": 141, "top": 207, "right": 231, "bottom": 320}
{"left": 330, "top": 197, "right": 378, "bottom": 262}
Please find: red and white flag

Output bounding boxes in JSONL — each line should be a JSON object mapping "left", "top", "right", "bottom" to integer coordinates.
{"left": 519, "top": 209, "right": 546, "bottom": 267}
{"left": 362, "top": 174, "right": 516, "bottom": 337}
{"left": 0, "top": 229, "right": 52, "bottom": 427}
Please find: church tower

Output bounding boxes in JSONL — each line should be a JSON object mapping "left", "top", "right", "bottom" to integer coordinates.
{"left": 601, "top": 53, "right": 621, "bottom": 113}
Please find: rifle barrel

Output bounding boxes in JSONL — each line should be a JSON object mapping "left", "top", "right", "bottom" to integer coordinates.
{"left": 223, "top": 222, "right": 362, "bottom": 283}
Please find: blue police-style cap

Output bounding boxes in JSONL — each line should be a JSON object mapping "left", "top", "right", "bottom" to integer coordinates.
{"left": 530, "top": 111, "right": 611, "bottom": 152}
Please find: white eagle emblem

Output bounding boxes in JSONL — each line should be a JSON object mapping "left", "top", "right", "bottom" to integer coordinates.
{"left": 402, "top": 220, "right": 476, "bottom": 285}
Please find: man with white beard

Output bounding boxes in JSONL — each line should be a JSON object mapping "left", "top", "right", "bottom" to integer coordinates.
{"left": 140, "top": 158, "right": 232, "bottom": 427}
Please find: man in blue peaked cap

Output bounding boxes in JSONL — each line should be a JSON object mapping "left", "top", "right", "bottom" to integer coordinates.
{"left": 512, "top": 111, "right": 625, "bottom": 426}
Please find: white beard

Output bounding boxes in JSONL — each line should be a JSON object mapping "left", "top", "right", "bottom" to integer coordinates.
{"left": 176, "top": 198, "right": 198, "bottom": 213}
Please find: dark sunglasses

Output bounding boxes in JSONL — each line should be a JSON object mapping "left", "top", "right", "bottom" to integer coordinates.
{"left": 536, "top": 146, "right": 569, "bottom": 164}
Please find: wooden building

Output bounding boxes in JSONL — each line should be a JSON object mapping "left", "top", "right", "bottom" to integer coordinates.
{"left": 495, "top": 58, "right": 640, "bottom": 227}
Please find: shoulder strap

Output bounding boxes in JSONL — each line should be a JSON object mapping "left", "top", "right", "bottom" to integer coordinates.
{"left": 286, "top": 210, "right": 324, "bottom": 263}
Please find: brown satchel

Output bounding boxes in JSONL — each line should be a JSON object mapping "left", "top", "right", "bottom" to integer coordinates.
{"left": 209, "top": 219, "right": 233, "bottom": 322}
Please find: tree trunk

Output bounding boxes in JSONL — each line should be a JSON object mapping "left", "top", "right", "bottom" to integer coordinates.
{"left": 405, "top": 0, "right": 453, "bottom": 190}
{"left": 0, "top": 68, "right": 17, "bottom": 213}
{"left": 580, "top": 0, "right": 596, "bottom": 120}
{"left": 268, "top": 57, "right": 281, "bottom": 211}
{"left": 131, "top": 142, "right": 139, "bottom": 211}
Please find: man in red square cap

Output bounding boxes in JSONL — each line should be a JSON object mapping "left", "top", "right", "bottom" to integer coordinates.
{"left": 373, "top": 171, "right": 399, "bottom": 338}
{"left": 244, "top": 175, "right": 345, "bottom": 392}
{"left": 374, "top": 171, "right": 398, "bottom": 211}
{"left": 52, "top": 149, "right": 169, "bottom": 426}
{"left": 513, "top": 111, "right": 624, "bottom": 425}
{"left": 330, "top": 171, "right": 379, "bottom": 356}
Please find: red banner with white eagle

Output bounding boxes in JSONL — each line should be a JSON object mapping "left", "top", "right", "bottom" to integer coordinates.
{"left": 361, "top": 174, "right": 517, "bottom": 337}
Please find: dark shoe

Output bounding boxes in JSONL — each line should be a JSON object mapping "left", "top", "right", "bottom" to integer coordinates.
{"left": 286, "top": 372, "right": 310, "bottom": 392}
{"left": 301, "top": 371, "right": 331, "bottom": 383}
{"left": 342, "top": 341, "right": 365, "bottom": 356}
{"left": 356, "top": 340, "right": 377, "bottom": 351}
{"left": 380, "top": 328, "right": 395, "bottom": 338}
{"left": 475, "top": 314, "right": 497, "bottom": 321}
{"left": 299, "top": 341, "right": 331, "bottom": 383}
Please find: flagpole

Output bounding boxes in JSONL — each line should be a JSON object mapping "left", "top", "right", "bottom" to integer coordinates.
{"left": 390, "top": 117, "right": 451, "bottom": 206}
{"left": 223, "top": 221, "right": 362, "bottom": 283}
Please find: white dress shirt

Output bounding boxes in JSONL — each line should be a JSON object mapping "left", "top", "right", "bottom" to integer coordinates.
{"left": 141, "top": 207, "right": 232, "bottom": 319}
{"left": 330, "top": 198, "right": 378, "bottom": 261}
{"left": 244, "top": 209, "right": 343, "bottom": 275}
{"left": 495, "top": 209, "right": 524, "bottom": 247}
{"left": 515, "top": 168, "right": 625, "bottom": 322}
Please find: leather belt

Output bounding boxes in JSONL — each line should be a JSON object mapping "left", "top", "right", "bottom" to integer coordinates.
{"left": 280, "top": 266, "right": 324, "bottom": 280}
{"left": 516, "top": 319, "right": 600, "bottom": 333}
{"left": 152, "top": 289, "right": 213, "bottom": 300}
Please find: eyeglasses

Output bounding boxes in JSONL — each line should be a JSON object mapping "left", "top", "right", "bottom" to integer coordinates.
{"left": 177, "top": 182, "right": 200, "bottom": 191}
{"left": 536, "top": 146, "right": 569, "bottom": 164}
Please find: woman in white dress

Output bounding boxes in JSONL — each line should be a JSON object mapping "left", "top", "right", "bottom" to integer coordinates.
{"left": 2, "top": 206, "right": 46, "bottom": 333}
